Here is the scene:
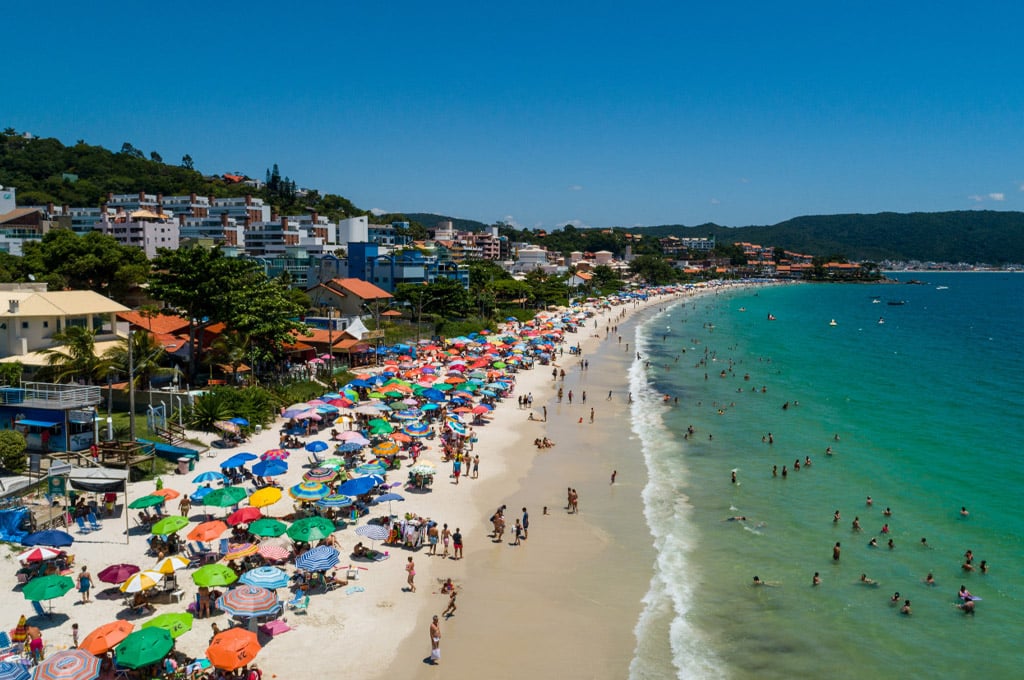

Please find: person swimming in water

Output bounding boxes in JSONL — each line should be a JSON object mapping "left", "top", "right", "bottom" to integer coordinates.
{"left": 859, "top": 573, "right": 879, "bottom": 586}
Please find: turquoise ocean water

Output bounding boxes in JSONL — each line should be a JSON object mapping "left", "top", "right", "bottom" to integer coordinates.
{"left": 628, "top": 273, "right": 1023, "bottom": 679}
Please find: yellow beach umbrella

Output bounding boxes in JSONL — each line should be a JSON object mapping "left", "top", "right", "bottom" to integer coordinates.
{"left": 248, "top": 487, "right": 283, "bottom": 509}
{"left": 120, "top": 570, "right": 164, "bottom": 593}
{"left": 153, "top": 555, "right": 190, "bottom": 575}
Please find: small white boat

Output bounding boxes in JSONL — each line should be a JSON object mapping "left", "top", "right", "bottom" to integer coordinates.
{"left": 878, "top": 317, "right": 885, "bottom": 324}
{"left": 829, "top": 319, "right": 837, "bottom": 326}
{"left": 936, "top": 286, "right": 949, "bottom": 290}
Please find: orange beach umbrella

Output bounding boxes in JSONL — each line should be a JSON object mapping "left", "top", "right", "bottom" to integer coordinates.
{"left": 79, "top": 620, "right": 134, "bottom": 655}
{"left": 207, "top": 627, "right": 261, "bottom": 671}
{"left": 187, "top": 520, "right": 228, "bottom": 543}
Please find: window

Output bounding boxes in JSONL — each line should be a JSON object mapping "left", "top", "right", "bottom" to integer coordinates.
{"left": 21, "top": 321, "right": 28, "bottom": 329}
{"left": 43, "top": 321, "right": 49, "bottom": 328}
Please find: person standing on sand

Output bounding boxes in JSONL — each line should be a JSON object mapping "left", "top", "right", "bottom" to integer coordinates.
{"left": 589, "top": 408, "right": 595, "bottom": 423}
{"left": 453, "top": 528, "right": 463, "bottom": 559}
{"left": 521, "top": 507, "right": 529, "bottom": 539}
{"left": 441, "top": 524, "right": 451, "bottom": 558}
{"left": 472, "top": 454, "right": 480, "bottom": 479}
{"left": 429, "top": 615, "right": 441, "bottom": 664}
{"left": 405, "top": 556, "right": 416, "bottom": 592}
{"left": 77, "top": 566, "right": 92, "bottom": 603}
{"left": 611, "top": 470, "right": 617, "bottom": 484}
{"left": 427, "top": 523, "right": 438, "bottom": 555}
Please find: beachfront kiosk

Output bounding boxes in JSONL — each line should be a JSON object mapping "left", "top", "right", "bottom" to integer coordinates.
{"left": 0, "top": 382, "right": 102, "bottom": 453}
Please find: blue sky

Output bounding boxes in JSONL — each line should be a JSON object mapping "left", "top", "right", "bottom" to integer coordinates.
{"left": 5, "top": 1, "right": 1023, "bottom": 228}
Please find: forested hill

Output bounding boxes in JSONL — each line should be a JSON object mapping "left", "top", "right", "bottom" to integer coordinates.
{"left": 403, "top": 213, "right": 491, "bottom": 232}
{"left": 632, "top": 211, "right": 1024, "bottom": 264}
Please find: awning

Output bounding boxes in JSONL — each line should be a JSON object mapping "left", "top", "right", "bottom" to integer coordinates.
{"left": 15, "top": 419, "right": 61, "bottom": 428}
{"left": 69, "top": 467, "right": 129, "bottom": 493}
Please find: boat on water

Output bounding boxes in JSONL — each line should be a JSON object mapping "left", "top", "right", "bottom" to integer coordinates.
{"left": 871, "top": 297, "right": 881, "bottom": 304}
{"left": 936, "top": 286, "right": 949, "bottom": 290}
{"left": 878, "top": 317, "right": 885, "bottom": 324}
{"left": 829, "top": 319, "right": 837, "bottom": 326}
{"left": 887, "top": 300, "right": 906, "bottom": 306}
{"left": 738, "top": 307, "right": 746, "bottom": 312}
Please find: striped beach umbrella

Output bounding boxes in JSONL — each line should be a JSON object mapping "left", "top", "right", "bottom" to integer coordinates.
{"left": 192, "top": 471, "right": 227, "bottom": 484}
{"left": 403, "top": 421, "right": 431, "bottom": 437}
{"left": 119, "top": 570, "right": 164, "bottom": 594}
{"left": 260, "top": 449, "right": 290, "bottom": 461}
{"left": 18, "top": 546, "right": 61, "bottom": 564}
{"left": 32, "top": 649, "right": 100, "bottom": 680}
{"left": 355, "top": 463, "right": 387, "bottom": 476}
{"left": 288, "top": 481, "right": 330, "bottom": 502}
{"left": 216, "top": 585, "right": 280, "bottom": 618}
{"left": 222, "top": 543, "right": 258, "bottom": 561}
{"left": 354, "top": 524, "right": 389, "bottom": 543}
{"left": 316, "top": 493, "right": 354, "bottom": 509}
{"left": 0, "top": 661, "right": 28, "bottom": 680}
{"left": 303, "top": 467, "right": 337, "bottom": 483}
{"left": 372, "top": 441, "right": 400, "bottom": 457}
{"left": 335, "top": 442, "right": 364, "bottom": 454}
{"left": 239, "top": 566, "right": 290, "bottom": 590}
{"left": 248, "top": 487, "right": 283, "bottom": 508}
{"left": 256, "top": 543, "right": 289, "bottom": 563}
{"left": 320, "top": 457, "right": 349, "bottom": 470}
{"left": 295, "top": 545, "right": 340, "bottom": 572}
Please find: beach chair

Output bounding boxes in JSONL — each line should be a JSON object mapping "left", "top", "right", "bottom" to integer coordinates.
{"left": 286, "top": 594, "right": 310, "bottom": 613}
{"left": 74, "top": 516, "right": 91, "bottom": 534}
{"left": 87, "top": 512, "right": 102, "bottom": 531}
{"left": 217, "top": 537, "right": 230, "bottom": 558}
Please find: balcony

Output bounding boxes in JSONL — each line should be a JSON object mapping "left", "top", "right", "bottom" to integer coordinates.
{"left": 0, "top": 381, "right": 102, "bottom": 410}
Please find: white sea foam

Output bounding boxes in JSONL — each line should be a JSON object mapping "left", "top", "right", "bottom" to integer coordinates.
{"left": 629, "top": 313, "right": 724, "bottom": 680}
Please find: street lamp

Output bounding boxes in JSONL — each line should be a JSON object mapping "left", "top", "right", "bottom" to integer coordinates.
{"left": 327, "top": 308, "right": 335, "bottom": 379}
{"left": 128, "top": 329, "right": 135, "bottom": 443}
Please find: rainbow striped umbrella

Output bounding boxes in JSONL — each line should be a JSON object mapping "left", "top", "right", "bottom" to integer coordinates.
{"left": 32, "top": 649, "right": 100, "bottom": 680}
{"left": 403, "top": 421, "right": 431, "bottom": 437}
{"left": 216, "top": 585, "right": 280, "bottom": 618}
{"left": 222, "top": 543, "right": 258, "bottom": 561}
{"left": 288, "top": 481, "right": 330, "bottom": 502}
{"left": 303, "top": 467, "right": 337, "bottom": 483}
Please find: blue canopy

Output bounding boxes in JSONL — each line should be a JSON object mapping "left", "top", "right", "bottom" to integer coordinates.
{"left": 15, "top": 419, "right": 60, "bottom": 428}
{"left": 21, "top": 529, "right": 74, "bottom": 547}
{"left": 219, "top": 452, "right": 258, "bottom": 469}
{"left": 252, "top": 460, "right": 288, "bottom": 477}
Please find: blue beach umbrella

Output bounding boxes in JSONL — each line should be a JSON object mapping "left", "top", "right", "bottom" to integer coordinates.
{"left": 229, "top": 417, "right": 250, "bottom": 427}
{"left": 21, "top": 529, "right": 74, "bottom": 548}
{"left": 252, "top": 460, "right": 288, "bottom": 477}
{"left": 305, "top": 440, "right": 329, "bottom": 453}
{"left": 421, "top": 388, "right": 446, "bottom": 402}
{"left": 316, "top": 494, "right": 354, "bottom": 509}
{"left": 403, "top": 421, "right": 430, "bottom": 438}
{"left": 335, "top": 442, "right": 364, "bottom": 454}
{"left": 190, "top": 486, "right": 214, "bottom": 503}
{"left": 220, "top": 452, "right": 258, "bottom": 469}
{"left": 239, "top": 566, "right": 290, "bottom": 590}
{"left": 336, "top": 476, "right": 381, "bottom": 497}
{"left": 295, "top": 545, "right": 340, "bottom": 572}
{"left": 192, "top": 471, "right": 227, "bottom": 485}
{"left": 0, "top": 661, "right": 29, "bottom": 680}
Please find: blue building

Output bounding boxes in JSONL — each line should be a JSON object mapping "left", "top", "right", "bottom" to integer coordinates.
{"left": 308, "top": 243, "right": 469, "bottom": 292}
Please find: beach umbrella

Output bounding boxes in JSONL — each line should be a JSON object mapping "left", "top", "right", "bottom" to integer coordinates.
{"left": 337, "top": 476, "right": 381, "bottom": 497}
{"left": 305, "top": 440, "right": 329, "bottom": 453}
{"left": 281, "top": 404, "right": 311, "bottom": 419}
{"left": 338, "top": 430, "right": 369, "bottom": 442}
{"left": 22, "top": 574, "right": 74, "bottom": 603}
{"left": 152, "top": 555, "right": 189, "bottom": 575}
{"left": 408, "top": 462, "right": 436, "bottom": 476}
{"left": 128, "top": 495, "right": 164, "bottom": 510}
{"left": 260, "top": 449, "right": 290, "bottom": 461}
{"left": 203, "top": 486, "right": 247, "bottom": 508}
{"left": 288, "top": 481, "right": 330, "bottom": 502}
{"left": 17, "top": 546, "right": 60, "bottom": 563}
{"left": 222, "top": 543, "right": 258, "bottom": 561}
{"left": 119, "top": 570, "right": 163, "bottom": 594}
{"left": 207, "top": 628, "right": 261, "bottom": 672}
{"left": 303, "top": 467, "right": 337, "bottom": 483}
{"left": 32, "top": 649, "right": 100, "bottom": 680}
{"left": 229, "top": 417, "right": 250, "bottom": 427}
{"left": 355, "top": 462, "right": 387, "bottom": 476}
{"left": 190, "top": 486, "right": 215, "bottom": 503}
{"left": 150, "top": 515, "right": 189, "bottom": 535}
{"left": 251, "top": 459, "right": 288, "bottom": 477}
{"left": 286, "top": 516, "right": 335, "bottom": 543}
{"left": 334, "top": 442, "right": 364, "bottom": 454}
{"left": 97, "top": 563, "right": 140, "bottom": 584}
{"left": 192, "top": 563, "right": 238, "bottom": 588}
{"left": 151, "top": 488, "right": 180, "bottom": 500}
{"left": 142, "top": 612, "right": 193, "bottom": 640}
{"left": 21, "top": 529, "right": 74, "bottom": 548}
{"left": 373, "top": 492, "right": 405, "bottom": 515}
{"left": 216, "top": 585, "right": 280, "bottom": 618}
{"left": 372, "top": 441, "right": 400, "bottom": 457}
{"left": 227, "top": 507, "right": 262, "bottom": 526}
{"left": 403, "top": 421, "right": 431, "bottom": 438}
{"left": 247, "top": 518, "right": 288, "bottom": 538}
{"left": 187, "top": 520, "right": 228, "bottom": 543}
{"left": 316, "top": 493, "right": 353, "bottom": 509}
{"left": 192, "top": 471, "right": 227, "bottom": 484}
{"left": 239, "top": 566, "right": 289, "bottom": 590}
{"left": 256, "top": 544, "right": 290, "bottom": 563}
{"left": 320, "top": 456, "right": 349, "bottom": 470}
{"left": 248, "top": 487, "right": 283, "bottom": 509}
{"left": 367, "top": 418, "right": 393, "bottom": 435}
{"left": 219, "top": 452, "right": 258, "bottom": 469}
{"left": 354, "top": 524, "right": 389, "bottom": 544}
{"left": 0, "top": 661, "right": 28, "bottom": 680}
{"left": 295, "top": 546, "right": 340, "bottom": 573}
{"left": 115, "top": 628, "right": 173, "bottom": 670}
{"left": 214, "top": 420, "right": 240, "bottom": 435}
{"left": 78, "top": 620, "right": 134, "bottom": 656}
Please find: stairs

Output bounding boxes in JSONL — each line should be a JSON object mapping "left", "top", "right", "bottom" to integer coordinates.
{"left": 155, "top": 422, "right": 188, "bottom": 446}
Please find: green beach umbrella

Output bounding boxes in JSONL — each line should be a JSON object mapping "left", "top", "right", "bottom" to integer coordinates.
{"left": 247, "top": 518, "right": 288, "bottom": 538}
{"left": 129, "top": 495, "right": 164, "bottom": 510}
{"left": 142, "top": 612, "right": 193, "bottom": 639}
{"left": 492, "top": 361, "right": 507, "bottom": 368}
{"left": 387, "top": 401, "right": 408, "bottom": 410}
{"left": 433, "top": 382, "right": 453, "bottom": 391}
{"left": 115, "top": 628, "right": 174, "bottom": 669}
{"left": 384, "top": 391, "right": 405, "bottom": 399}
{"left": 203, "top": 486, "right": 247, "bottom": 508}
{"left": 286, "top": 516, "right": 335, "bottom": 543}
{"left": 320, "top": 458, "right": 347, "bottom": 471}
{"left": 368, "top": 391, "right": 386, "bottom": 399}
{"left": 192, "top": 563, "right": 238, "bottom": 588}
{"left": 151, "top": 515, "right": 189, "bottom": 535}
{"left": 367, "top": 419, "right": 393, "bottom": 434}
{"left": 22, "top": 574, "right": 74, "bottom": 602}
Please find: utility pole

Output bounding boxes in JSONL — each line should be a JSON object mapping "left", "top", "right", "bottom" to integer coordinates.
{"left": 327, "top": 308, "right": 334, "bottom": 379}
{"left": 128, "top": 330, "right": 136, "bottom": 443}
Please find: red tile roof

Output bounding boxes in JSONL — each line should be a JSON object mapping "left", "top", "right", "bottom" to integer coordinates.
{"left": 117, "top": 311, "right": 191, "bottom": 335}
{"left": 328, "top": 278, "right": 393, "bottom": 300}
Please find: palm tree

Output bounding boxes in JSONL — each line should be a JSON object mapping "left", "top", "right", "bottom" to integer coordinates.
{"left": 101, "top": 330, "right": 177, "bottom": 390}
{"left": 36, "top": 326, "right": 111, "bottom": 383}
{"left": 206, "top": 330, "right": 251, "bottom": 385}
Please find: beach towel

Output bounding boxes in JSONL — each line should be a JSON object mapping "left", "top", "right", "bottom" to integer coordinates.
{"left": 345, "top": 585, "right": 365, "bottom": 595}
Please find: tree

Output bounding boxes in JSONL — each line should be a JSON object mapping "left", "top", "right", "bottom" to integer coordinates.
{"left": 20, "top": 230, "right": 149, "bottom": 301}
{"left": 591, "top": 264, "right": 624, "bottom": 294}
{"left": 101, "top": 330, "right": 176, "bottom": 390}
{"left": 0, "top": 430, "right": 27, "bottom": 473}
{"left": 181, "top": 154, "right": 194, "bottom": 170}
{"left": 149, "top": 151, "right": 163, "bottom": 163}
{"left": 207, "top": 330, "right": 251, "bottom": 385}
{"left": 0, "top": 362, "right": 23, "bottom": 386}
{"left": 36, "top": 326, "right": 111, "bottom": 384}
{"left": 628, "top": 254, "right": 679, "bottom": 285}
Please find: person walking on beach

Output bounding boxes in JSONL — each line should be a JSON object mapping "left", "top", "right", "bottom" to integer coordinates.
{"left": 472, "top": 454, "right": 480, "bottom": 479}
{"left": 429, "top": 615, "right": 441, "bottom": 665}
{"left": 512, "top": 519, "right": 523, "bottom": 545}
{"left": 441, "top": 524, "right": 451, "bottom": 558}
{"left": 77, "top": 566, "right": 92, "bottom": 603}
{"left": 521, "top": 507, "right": 529, "bottom": 539}
{"left": 589, "top": 408, "right": 595, "bottom": 423}
{"left": 453, "top": 528, "right": 463, "bottom": 559}
{"left": 405, "top": 556, "right": 416, "bottom": 592}
{"left": 427, "top": 523, "right": 439, "bottom": 555}
{"left": 443, "top": 588, "right": 458, "bottom": 618}
{"left": 611, "top": 470, "right": 617, "bottom": 484}
{"left": 542, "top": 406, "right": 547, "bottom": 421}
